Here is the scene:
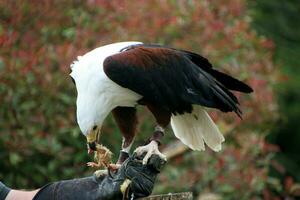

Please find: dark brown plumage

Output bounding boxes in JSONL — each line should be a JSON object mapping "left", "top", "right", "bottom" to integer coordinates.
{"left": 104, "top": 44, "right": 253, "bottom": 154}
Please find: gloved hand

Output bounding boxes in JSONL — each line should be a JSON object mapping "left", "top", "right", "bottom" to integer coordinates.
{"left": 97, "top": 153, "right": 166, "bottom": 200}
{"left": 33, "top": 153, "right": 166, "bottom": 200}
{"left": 113, "top": 153, "right": 166, "bottom": 199}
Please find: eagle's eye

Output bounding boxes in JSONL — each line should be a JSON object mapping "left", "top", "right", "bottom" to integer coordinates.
{"left": 93, "top": 125, "right": 98, "bottom": 130}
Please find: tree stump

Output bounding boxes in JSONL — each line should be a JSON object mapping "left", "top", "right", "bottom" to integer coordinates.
{"left": 140, "top": 192, "right": 193, "bottom": 200}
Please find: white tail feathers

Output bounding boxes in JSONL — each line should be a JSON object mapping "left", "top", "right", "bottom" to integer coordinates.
{"left": 170, "top": 105, "right": 225, "bottom": 151}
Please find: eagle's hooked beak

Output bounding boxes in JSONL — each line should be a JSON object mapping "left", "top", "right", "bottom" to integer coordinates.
{"left": 86, "top": 126, "right": 101, "bottom": 155}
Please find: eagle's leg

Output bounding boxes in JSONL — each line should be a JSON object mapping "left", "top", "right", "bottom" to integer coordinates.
{"left": 111, "top": 106, "right": 138, "bottom": 169}
{"left": 135, "top": 103, "right": 170, "bottom": 164}
{"left": 108, "top": 136, "right": 135, "bottom": 172}
{"left": 119, "top": 137, "right": 135, "bottom": 163}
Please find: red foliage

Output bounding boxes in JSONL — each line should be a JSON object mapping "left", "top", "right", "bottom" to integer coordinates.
{"left": 0, "top": 0, "right": 282, "bottom": 198}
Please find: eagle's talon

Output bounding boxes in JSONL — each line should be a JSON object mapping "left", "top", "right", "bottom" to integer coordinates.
{"left": 134, "top": 140, "right": 167, "bottom": 165}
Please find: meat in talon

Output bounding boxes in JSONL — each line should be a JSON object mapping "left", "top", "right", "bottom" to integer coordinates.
{"left": 108, "top": 163, "right": 121, "bottom": 172}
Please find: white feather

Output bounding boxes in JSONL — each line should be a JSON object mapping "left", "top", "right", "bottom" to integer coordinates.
{"left": 171, "top": 105, "right": 225, "bottom": 151}
{"left": 70, "top": 41, "right": 143, "bottom": 135}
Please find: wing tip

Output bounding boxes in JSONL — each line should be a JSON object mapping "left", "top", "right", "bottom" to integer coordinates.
{"left": 241, "top": 84, "right": 254, "bottom": 93}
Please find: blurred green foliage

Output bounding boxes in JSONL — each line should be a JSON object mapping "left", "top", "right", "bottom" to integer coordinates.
{"left": 0, "top": 0, "right": 292, "bottom": 199}
{"left": 251, "top": 0, "right": 300, "bottom": 187}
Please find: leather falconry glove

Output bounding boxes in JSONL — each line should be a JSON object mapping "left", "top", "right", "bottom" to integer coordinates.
{"left": 33, "top": 153, "right": 166, "bottom": 200}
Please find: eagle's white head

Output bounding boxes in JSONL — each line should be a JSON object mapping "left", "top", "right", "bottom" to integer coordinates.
{"left": 70, "top": 41, "right": 142, "bottom": 152}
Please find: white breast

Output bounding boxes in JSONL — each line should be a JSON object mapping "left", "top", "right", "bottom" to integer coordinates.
{"left": 70, "top": 41, "right": 143, "bottom": 135}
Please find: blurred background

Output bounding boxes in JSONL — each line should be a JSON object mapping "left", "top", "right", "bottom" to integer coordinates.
{"left": 0, "top": 0, "right": 299, "bottom": 199}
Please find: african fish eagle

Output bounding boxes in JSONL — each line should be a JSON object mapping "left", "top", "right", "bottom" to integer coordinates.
{"left": 70, "top": 41, "right": 253, "bottom": 165}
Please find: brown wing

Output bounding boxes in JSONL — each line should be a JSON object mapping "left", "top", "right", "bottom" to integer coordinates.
{"left": 104, "top": 45, "right": 246, "bottom": 117}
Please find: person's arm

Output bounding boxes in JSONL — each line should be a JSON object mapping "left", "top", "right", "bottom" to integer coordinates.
{"left": 1, "top": 181, "right": 38, "bottom": 200}
{"left": 5, "top": 190, "right": 39, "bottom": 200}
{"left": 1, "top": 153, "right": 165, "bottom": 200}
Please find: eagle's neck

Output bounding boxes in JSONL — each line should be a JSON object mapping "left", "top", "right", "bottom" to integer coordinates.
{"left": 76, "top": 71, "right": 141, "bottom": 136}
{"left": 70, "top": 41, "right": 143, "bottom": 135}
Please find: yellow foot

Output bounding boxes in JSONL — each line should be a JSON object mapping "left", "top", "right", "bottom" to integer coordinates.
{"left": 134, "top": 140, "right": 167, "bottom": 165}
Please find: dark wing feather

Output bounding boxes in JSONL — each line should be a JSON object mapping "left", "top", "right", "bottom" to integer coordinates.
{"left": 178, "top": 50, "right": 253, "bottom": 93}
{"left": 103, "top": 46, "right": 244, "bottom": 117}
{"left": 123, "top": 44, "right": 253, "bottom": 93}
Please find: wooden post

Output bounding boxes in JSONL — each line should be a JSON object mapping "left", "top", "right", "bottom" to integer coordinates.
{"left": 140, "top": 192, "right": 193, "bottom": 200}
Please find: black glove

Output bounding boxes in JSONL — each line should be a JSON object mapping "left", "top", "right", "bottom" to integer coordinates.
{"left": 33, "top": 153, "right": 166, "bottom": 200}
{"left": 114, "top": 153, "right": 166, "bottom": 199}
